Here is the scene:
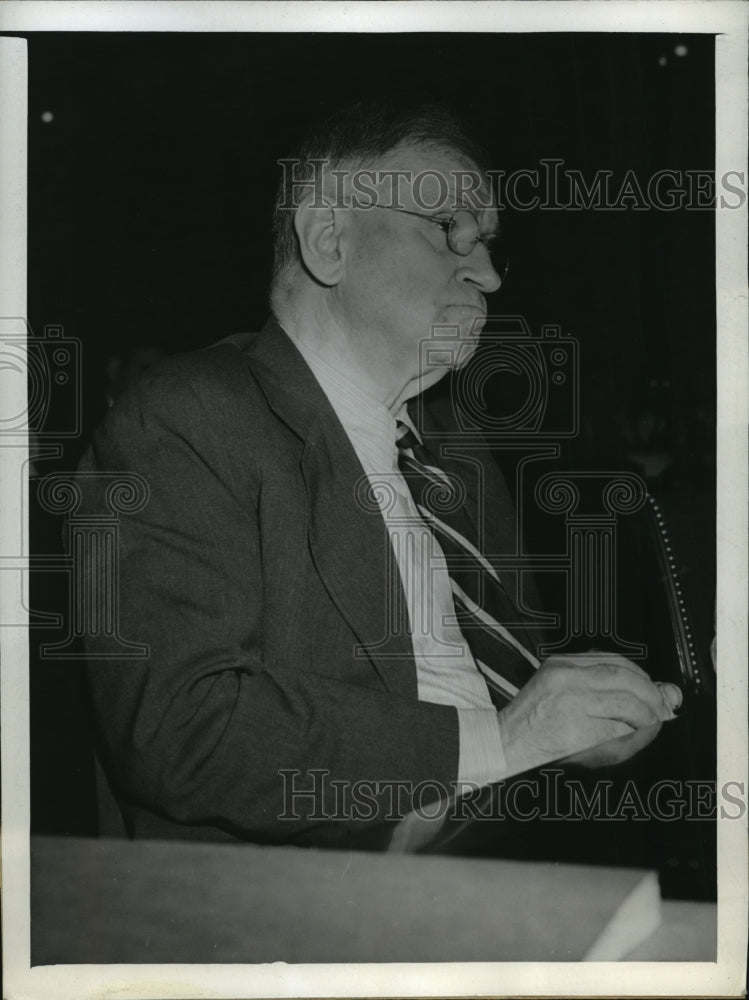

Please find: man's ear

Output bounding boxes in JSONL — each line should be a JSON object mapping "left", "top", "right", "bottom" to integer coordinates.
{"left": 293, "top": 198, "right": 346, "bottom": 286}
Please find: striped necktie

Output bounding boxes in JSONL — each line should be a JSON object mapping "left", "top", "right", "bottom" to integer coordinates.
{"left": 395, "top": 420, "right": 539, "bottom": 708}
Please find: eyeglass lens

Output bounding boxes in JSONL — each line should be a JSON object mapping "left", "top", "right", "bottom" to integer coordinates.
{"left": 448, "top": 209, "right": 509, "bottom": 279}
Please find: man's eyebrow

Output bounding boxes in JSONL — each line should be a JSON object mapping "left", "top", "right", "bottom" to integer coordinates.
{"left": 428, "top": 204, "right": 500, "bottom": 225}
{"left": 420, "top": 203, "right": 501, "bottom": 236}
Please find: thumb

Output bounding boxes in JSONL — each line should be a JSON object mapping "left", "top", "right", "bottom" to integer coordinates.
{"left": 656, "top": 682, "right": 683, "bottom": 717}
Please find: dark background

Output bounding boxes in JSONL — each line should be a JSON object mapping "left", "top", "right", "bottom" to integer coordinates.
{"left": 17, "top": 32, "right": 716, "bottom": 897}
{"left": 23, "top": 32, "right": 715, "bottom": 461}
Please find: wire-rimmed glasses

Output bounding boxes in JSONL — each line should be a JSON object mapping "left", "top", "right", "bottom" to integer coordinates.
{"left": 371, "top": 205, "right": 509, "bottom": 283}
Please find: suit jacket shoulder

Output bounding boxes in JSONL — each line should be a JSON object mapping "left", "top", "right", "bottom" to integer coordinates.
{"left": 79, "top": 317, "right": 460, "bottom": 848}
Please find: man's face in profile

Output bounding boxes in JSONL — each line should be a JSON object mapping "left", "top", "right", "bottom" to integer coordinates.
{"left": 340, "top": 144, "right": 503, "bottom": 386}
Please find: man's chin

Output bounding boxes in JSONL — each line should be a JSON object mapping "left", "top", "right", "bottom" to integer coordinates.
{"left": 417, "top": 313, "right": 485, "bottom": 377}
{"left": 423, "top": 335, "right": 480, "bottom": 374}
{"left": 453, "top": 336, "right": 481, "bottom": 370}
{"left": 454, "top": 316, "right": 485, "bottom": 367}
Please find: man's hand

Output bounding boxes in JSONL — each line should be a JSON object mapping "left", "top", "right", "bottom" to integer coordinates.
{"left": 498, "top": 652, "right": 682, "bottom": 776}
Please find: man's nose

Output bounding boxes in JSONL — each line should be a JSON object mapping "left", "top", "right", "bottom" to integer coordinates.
{"left": 456, "top": 245, "right": 503, "bottom": 294}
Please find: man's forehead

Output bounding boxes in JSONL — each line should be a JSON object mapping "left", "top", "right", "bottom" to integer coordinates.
{"left": 320, "top": 142, "right": 495, "bottom": 217}
{"left": 370, "top": 144, "right": 495, "bottom": 211}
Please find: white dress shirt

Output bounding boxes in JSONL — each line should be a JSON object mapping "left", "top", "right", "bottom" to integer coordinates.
{"left": 287, "top": 330, "right": 508, "bottom": 803}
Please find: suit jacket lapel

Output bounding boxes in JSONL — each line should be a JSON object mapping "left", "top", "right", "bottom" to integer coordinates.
{"left": 240, "top": 317, "right": 416, "bottom": 696}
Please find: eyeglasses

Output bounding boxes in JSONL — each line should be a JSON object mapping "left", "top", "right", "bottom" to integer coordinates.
{"left": 371, "top": 205, "right": 509, "bottom": 283}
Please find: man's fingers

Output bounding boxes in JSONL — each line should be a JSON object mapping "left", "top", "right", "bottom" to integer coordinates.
{"left": 546, "top": 654, "right": 679, "bottom": 722}
{"left": 587, "top": 651, "right": 652, "bottom": 681}
{"left": 620, "top": 721, "right": 663, "bottom": 752}
{"left": 583, "top": 652, "right": 683, "bottom": 719}
{"left": 505, "top": 653, "right": 679, "bottom": 772}
{"left": 590, "top": 688, "right": 663, "bottom": 730}
{"left": 548, "top": 652, "right": 682, "bottom": 717}
{"left": 655, "top": 681, "right": 683, "bottom": 715}
{"left": 602, "top": 665, "right": 675, "bottom": 721}
{"left": 549, "top": 650, "right": 651, "bottom": 681}
{"left": 561, "top": 721, "right": 662, "bottom": 769}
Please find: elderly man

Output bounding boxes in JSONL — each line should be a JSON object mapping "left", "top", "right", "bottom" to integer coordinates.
{"left": 80, "top": 101, "right": 681, "bottom": 849}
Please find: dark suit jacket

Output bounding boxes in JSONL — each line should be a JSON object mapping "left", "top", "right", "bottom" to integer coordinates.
{"left": 80, "top": 316, "right": 539, "bottom": 848}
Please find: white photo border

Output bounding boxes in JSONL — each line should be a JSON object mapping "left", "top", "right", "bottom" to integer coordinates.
{"left": 1, "top": 2, "right": 747, "bottom": 997}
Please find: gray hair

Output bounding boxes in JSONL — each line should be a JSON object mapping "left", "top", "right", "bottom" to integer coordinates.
{"left": 270, "top": 99, "right": 489, "bottom": 294}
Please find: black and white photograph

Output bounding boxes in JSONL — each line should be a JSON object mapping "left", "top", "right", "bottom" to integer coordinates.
{"left": 0, "top": 2, "right": 746, "bottom": 997}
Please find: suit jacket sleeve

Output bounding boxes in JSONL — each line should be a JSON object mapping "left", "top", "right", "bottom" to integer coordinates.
{"left": 79, "top": 351, "right": 460, "bottom": 844}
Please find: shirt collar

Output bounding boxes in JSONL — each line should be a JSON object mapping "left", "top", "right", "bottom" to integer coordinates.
{"left": 283, "top": 326, "right": 402, "bottom": 474}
